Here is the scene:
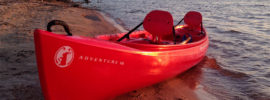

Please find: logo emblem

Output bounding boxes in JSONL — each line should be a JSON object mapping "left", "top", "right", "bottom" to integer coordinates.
{"left": 54, "top": 46, "right": 74, "bottom": 68}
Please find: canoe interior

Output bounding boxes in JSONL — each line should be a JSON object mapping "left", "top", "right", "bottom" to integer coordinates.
{"left": 95, "top": 25, "right": 207, "bottom": 51}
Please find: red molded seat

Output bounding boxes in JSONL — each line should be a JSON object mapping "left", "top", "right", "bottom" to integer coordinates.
{"left": 143, "top": 10, "right": 173, "bottom": 44}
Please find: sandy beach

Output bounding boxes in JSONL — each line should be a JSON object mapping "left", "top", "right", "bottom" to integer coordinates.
{"left": 0, "top": 0, "right": 120, "bottom": 99}
{"left": 0, "top": 0, "right": 218, "bottom": 99}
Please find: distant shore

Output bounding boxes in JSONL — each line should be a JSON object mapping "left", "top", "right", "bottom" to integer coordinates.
{"left": 0, "top": 0, "right": 213, "bottom": 99}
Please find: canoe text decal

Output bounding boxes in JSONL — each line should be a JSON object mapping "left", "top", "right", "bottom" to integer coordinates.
{"left": 54, "top": 46, "right": 74, "bottom": 68}
{"left": 78, "top": 56, "right": 125, "bottom": 66}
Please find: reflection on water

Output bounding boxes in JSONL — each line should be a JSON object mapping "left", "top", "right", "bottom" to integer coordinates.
{"left": 114, "top": 57, "right": 208, "bottom": 100}
{"left": 114, "top": 56, "right": 225, "bottom": 100}
{"left": 74, "top": 0, "right": 270, "bottom": 99}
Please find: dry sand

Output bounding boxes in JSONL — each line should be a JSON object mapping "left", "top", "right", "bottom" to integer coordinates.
{"left": 0, "top": 0, "right": 217, "bottom": 100}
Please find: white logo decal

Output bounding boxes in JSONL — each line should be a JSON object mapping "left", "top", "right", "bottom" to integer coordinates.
{"left": 54, "top": 46, "right": 74, "bottom": 68}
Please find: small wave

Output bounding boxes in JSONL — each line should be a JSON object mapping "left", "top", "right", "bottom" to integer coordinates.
{"left": 206, "top": 26, "right": 217, "bottom": 29}
{"left": 98, "top": 12, "right": 128, "bottom": 32}
{"left": 219, "top": 68, "right": 250, "bottom": 79}
{"left": 264, "top": 72, "right": 270, "bottom": 78}
{"left": 216, "top": 29, "right": 246, "bottom": 35}
{"left": 210, "top": 39, "right": 235, "bottom": 46}
{"left": 208, "top": 43, "right": 219, "bottom": 49}
{"left": 253, "top": 4, "right": 266, "bottom": 7}
{"left": 226, "top": 30, "right": 243, "bottom": 34}
{"left": 202, "top": 56, "right": 250, "bottom": 79}
{"left": 222, "top": 49, "right": 241, "bottom": 57}
{"left": 126, "top": 10, "right": 145, "bottom": 14}
{"left": 263, "top": 59, "right": 270, "bottom": 64}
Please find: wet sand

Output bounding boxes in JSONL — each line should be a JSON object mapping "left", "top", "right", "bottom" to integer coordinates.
{"left": 0, "top": 0, "right": 217, "bottom": 100}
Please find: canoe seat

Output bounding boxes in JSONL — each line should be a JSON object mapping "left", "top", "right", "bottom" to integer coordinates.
{"left": 143, "top": 10, "right": 174, "bottom": 44}
{"left": 175, "top": 11, "right": 204, "bottom": 42}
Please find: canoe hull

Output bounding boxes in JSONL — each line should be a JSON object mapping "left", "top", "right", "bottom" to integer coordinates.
{"left": 34, "top": 29, "right": 208, "bottom": 100}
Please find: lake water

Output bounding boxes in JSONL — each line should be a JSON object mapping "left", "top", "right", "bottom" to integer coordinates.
{"left": 74, "top": 0, "right": 270, "bottom": 99}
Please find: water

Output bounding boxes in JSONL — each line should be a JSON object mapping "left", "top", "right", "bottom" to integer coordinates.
{"left": 75, "top": 0, "right": 270, "bottom": 99}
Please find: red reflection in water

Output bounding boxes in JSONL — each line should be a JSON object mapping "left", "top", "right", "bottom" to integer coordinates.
{"left": 115, "top": 56, "right": 220, "bottom": 100}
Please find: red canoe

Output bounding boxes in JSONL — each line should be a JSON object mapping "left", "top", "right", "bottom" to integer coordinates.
{"left": 34, "top": 10, "right": 208, "bottom": 100}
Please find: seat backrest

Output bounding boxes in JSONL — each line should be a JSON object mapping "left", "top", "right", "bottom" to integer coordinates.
{"left": 184, "top": 11, "right": 202, "bottom": 28}
{"left": 143, "top": 10, "right": 173, "bottom": 43}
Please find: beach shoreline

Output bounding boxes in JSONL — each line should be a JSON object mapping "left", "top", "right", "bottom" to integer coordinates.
{"left": 0, "top": 0, "right": 212, "bottom": 99}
